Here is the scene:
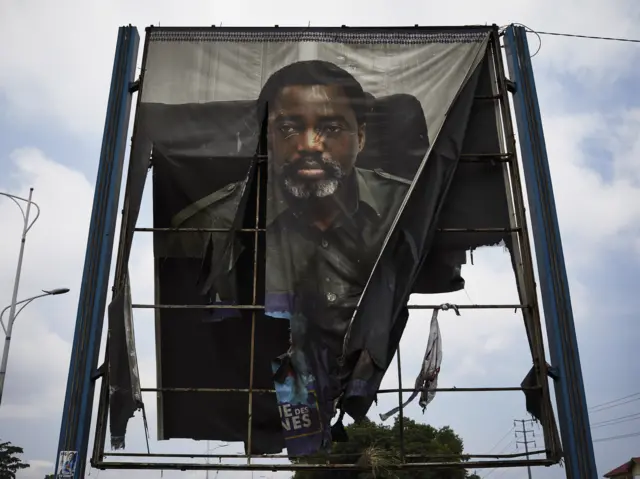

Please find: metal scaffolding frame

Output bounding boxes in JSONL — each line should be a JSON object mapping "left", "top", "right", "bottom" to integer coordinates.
{"left": 54, "top": 24, "right": 596, "bottom": 478}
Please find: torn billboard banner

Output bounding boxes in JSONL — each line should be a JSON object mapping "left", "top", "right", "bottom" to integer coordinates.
{"left": 108, "top": 27, "right": 515, "bottom": 457}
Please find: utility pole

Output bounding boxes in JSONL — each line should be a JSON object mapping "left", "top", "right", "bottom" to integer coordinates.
{"left": 515, "top": 418, "right": 536, "bottom": 479}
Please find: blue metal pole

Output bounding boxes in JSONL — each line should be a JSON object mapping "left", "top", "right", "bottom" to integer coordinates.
{"left": 55, "top": 26, "right": 139, "bottom": 479}
{"left": 503, "top": 25, "right": 597, "bottom": 478}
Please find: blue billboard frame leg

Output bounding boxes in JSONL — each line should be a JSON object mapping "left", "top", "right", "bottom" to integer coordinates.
{"left": 55, "top": 26, "right": 139, "bottom": 479}
{"left": 503, "top": 25, "right": 597, "bottom": 478}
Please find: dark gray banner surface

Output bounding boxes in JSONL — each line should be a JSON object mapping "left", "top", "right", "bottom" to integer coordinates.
{"left": 108, "top": 27, "right": 512, "bottom": 457}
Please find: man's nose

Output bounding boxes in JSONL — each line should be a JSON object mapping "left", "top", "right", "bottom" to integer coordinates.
{"left": 299, "top": 128, "right": 323, "bottom": 152}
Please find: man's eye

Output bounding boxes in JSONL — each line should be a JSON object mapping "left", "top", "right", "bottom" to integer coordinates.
{"left": 324, "top": 125, "right": 344, "bottom": 134}
{"left": 279, "top": 124, "right": 298, "bottom": 135}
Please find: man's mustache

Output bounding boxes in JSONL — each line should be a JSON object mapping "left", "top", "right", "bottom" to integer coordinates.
{"left": 283, "top": 156, "right": 343, "bottom": 177}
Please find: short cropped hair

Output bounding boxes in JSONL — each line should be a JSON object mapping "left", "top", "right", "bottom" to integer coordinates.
{"left": 257, "top": 60, "right": 369, "bottom": 126}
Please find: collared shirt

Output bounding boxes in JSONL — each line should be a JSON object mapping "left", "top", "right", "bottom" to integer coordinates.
{"left": 162, "top": 167, "right": 411, "bottom": 331}
{"left": 264, "top": 169, "right": 410, "bottom": 353}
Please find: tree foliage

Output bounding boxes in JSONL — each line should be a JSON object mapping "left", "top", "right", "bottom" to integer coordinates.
{"left": 0, "top": 441, "right": 30, "bottom": 479}
{"left": 292, "top": 417, "right": 481, "bottom": 479}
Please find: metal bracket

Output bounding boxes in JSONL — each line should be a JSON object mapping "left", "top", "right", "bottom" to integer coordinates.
{"left": 91, "top": 362, "right": 107, "bottom": 381}
{"left": 505, "top": 79, "right": 517, "bottom": 94}
{"left": 547, "top": 367, "right": 560, "bottom": 380}
{"left": 129, "top": 79, "right": 140, "bottom": 93}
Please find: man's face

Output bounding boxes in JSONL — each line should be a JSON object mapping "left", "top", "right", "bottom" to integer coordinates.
{"left": 268, "top": 84, "right": 365, "bottom": 199}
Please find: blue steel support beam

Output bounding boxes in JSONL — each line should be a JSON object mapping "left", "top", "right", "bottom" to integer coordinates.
{"left": 55, "top": 26, "right": 139, "bottom": 479}
{"left": 503, "top": 25, "right": 597, "bottom": 478}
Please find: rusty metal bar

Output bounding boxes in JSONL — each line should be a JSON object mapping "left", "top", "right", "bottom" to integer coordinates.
{"left": 139, "top": 386, "right": 537, "bottom": 394}
{"left": 495, "top": 27, "right": 562, "bottom": 461}
{"left": 141, "top": 387, "right": 274, "bottom": 393}
{"left": 396, "top": 345, "right": 405, "bottom": 462}
{"left": 145, "top": 154, "right": 511, "bottom": 164}
{"left": 131, "top": 303, "right": 528, "bottom": 310}
{"left": 136, "top": 226, "right": 518, "bottom": 233}
{"left": 460, "top": 153, "right": 511, "bottom": 159}
{"left": 407, "top": 304, "right": 527, "bottom": 310}
{"left": 103, "top": 449, "right": 547, "bottom": 460}
{"left": 376, "top": 386, "right": 538, "bottom": 393}
{"left": 94, "top": 458, "right": 556, "bottom": 471}
{"left": 246, "top": 163, "right": 263, "bottom": 460}
{"left": 459, "top": 153, "right": 512, "bottom": 161}
{"left": 437, "top": 227, "right": 519, "bottom": 233}
{"left": 135, "top": 227, "right": 265, "bottom": 232}
{"left": 132, "top": 304, "right": 265, "bottom": 310}
{"left": 473, "top": 94, "right": 502, "bottom": 100}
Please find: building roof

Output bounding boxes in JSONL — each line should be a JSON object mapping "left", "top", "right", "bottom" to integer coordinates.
{"left": 604, "top": 457, "right": 640, "bottom": 477}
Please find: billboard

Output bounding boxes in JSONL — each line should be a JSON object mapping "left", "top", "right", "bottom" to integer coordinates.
{"left": 108, "top": 26, "right": 515, "bottom": 458}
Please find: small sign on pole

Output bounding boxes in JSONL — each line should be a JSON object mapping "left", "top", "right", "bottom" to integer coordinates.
{"left": 57, "top": 451, "right": 78, "bottom": 477}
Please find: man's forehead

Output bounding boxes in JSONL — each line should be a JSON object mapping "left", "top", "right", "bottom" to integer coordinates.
{"left": 272, "top": 84, "right": 351, "bottom": 111}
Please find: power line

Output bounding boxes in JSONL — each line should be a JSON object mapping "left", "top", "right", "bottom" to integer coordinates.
{"left": 487, "top": 426, "right": 515, "bottom": 453}
{"left": 482, "top": 440, "right": 516, "bottom": 479}
{"left": 590, "top": 394, "right": 640, "bottom": 413}
{"left": 591, "top": 412, "right": 640, "bottom": 429}
{"left": 593, "top": 431, "right": 640, "bottom": 443}
{"left": 589, "top": 391, "right": 640, "bottom": 410}
{"left": 479, "top": 426, "right": 517, "bottom": 479}
{"left": 533, "top": 30, "right": 640, "bottom": 43}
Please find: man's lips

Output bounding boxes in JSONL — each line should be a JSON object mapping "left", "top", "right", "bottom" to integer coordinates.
{"left": 296, "top": 168, "right": 326, "bottom": 179}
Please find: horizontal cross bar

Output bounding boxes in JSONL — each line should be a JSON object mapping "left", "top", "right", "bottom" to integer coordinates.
{"left": 132, "top": 303, "right": 528, "bottom": 310}
{"left": 133, "top": 303, "right": 264, "bottom": 310}
{"left": 459, "top": 153, "right": 512, "bottom": 162}
{"left": 437, "top": 227, "right": 519, "bottom": 233}
{"left": 140, "top": 386, "right": 538, "bottom": 394}
{"left": 149, "top": 152, "right": 510, "bottom": 163}
{"left": 103, "top": 449, "right": 547, "bottom": 460}
{"left": 473, "top": 95, "right": 502, "bottom": 100}
{"left": 94, "top": 458, "right": 556, "bottom": 471}
{"left": 407, "top": 304, "right": 527, "bottom": 309}
{"left": 135, "top": 226, "right": 518, "bottom": 233}
{"left": 136, "top": 227, "right": 265, "bottom": 232}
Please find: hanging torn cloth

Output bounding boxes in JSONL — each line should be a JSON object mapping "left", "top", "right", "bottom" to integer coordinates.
{"left": 379, "top": 303, "right": 453, "bottom": 421}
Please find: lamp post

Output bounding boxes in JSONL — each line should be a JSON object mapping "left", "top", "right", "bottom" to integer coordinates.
{"left": 0, "top": 288, "right": 70, "bottom": 406}
{"left": 0, "top": 188, "right": 69, "bottom": 407}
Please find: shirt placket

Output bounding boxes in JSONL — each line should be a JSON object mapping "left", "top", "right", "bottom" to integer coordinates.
{"left": 317, "top": 234, "right": 338, "bottom": 306}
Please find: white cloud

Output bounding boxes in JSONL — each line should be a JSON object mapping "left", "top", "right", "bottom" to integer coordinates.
{"left": 543, "top": 110, "right": 640, "bottom": 264}
{"left": 0, "top": 0, "right": 638, "bottom": 136}
{"left": 0, "top": 2, "right": 639, "bottom": 479}
{"left": 0, "top": 149, "right": 94, "bottom": 422}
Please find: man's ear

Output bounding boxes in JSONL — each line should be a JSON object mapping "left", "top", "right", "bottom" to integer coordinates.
{"left": 358, "top": 123, "right": 366, "bottom": 152}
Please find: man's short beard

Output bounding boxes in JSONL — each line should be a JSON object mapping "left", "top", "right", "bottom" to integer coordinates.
{"left": 283, "top": 177, "right": 340, "bottom": 199}
{"left": 280, "top": 157, "right": 345, "bottom": 199}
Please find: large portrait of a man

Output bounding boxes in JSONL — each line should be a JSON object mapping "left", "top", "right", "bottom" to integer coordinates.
{"left": 166, "top": 60, "right": 420, "bottom": 454}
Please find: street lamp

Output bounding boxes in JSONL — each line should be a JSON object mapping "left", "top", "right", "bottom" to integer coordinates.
{"left": 0, "top": 288, "right": 70, "bottom": 406}
{"left": 0, "top": 188, "right": 69, "bottom": 407}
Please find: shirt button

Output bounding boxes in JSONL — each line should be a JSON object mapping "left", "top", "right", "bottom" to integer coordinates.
{"left": 321, "top": 239, "right": 329, "bottom": 248}
{"left": 326, "top": 292, "right": 337, "bottom": 302}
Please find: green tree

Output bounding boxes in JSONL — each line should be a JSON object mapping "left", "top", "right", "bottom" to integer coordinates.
{"left": 44, "top": 474, "right": 55, "bottom": 479}
{"left": 292, "top": 417, "right": 481, "bottom": 479}
{"left": 0, "top": 441, "right": 30, "bottom": 479}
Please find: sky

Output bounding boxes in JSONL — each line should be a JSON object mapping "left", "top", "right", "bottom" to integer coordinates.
{"left": 0, "top": 1, "right": 639, "bottom": 478}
